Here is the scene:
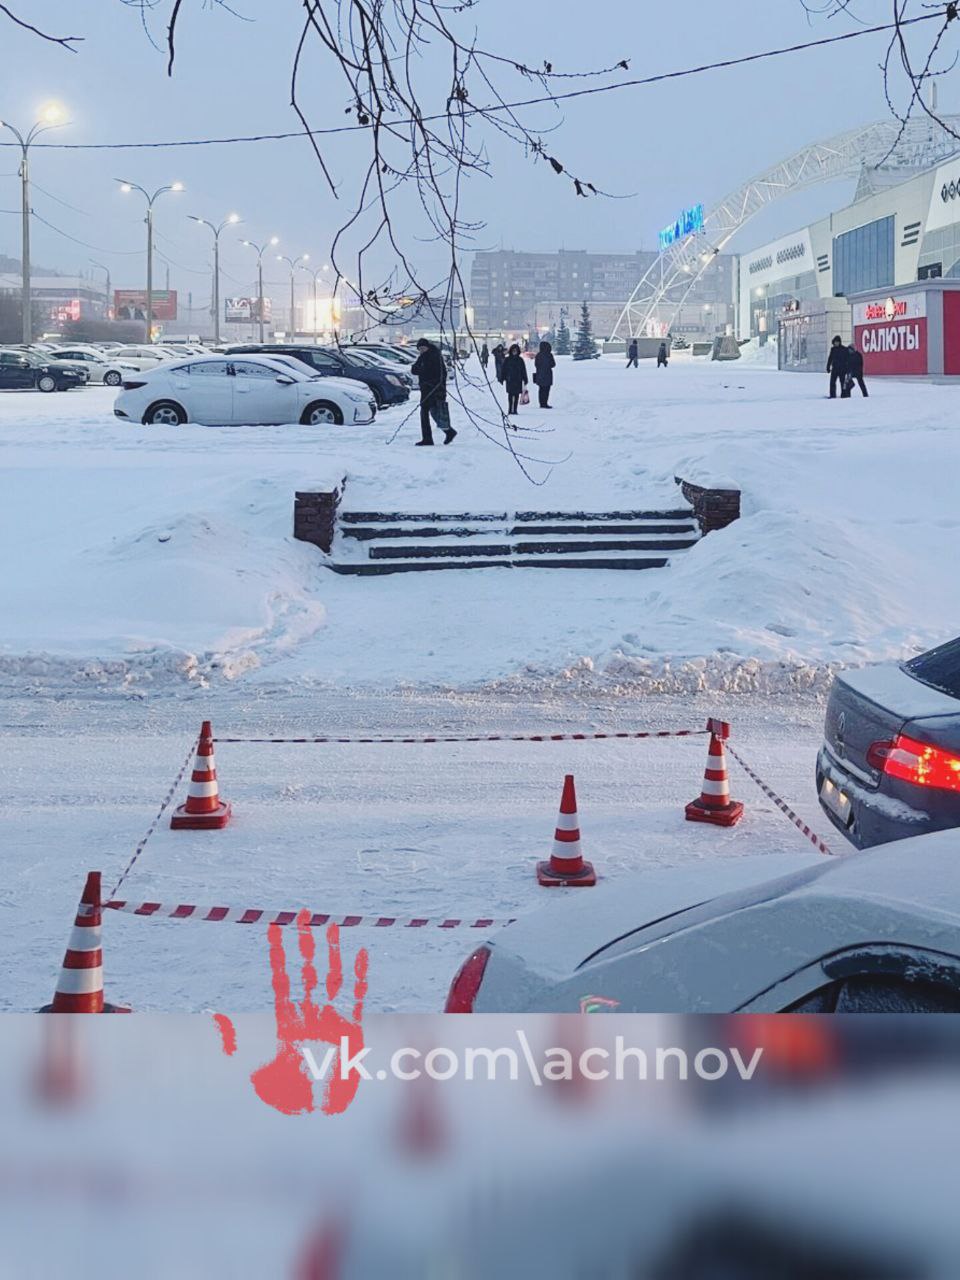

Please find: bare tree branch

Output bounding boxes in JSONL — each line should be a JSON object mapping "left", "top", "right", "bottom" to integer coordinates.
{"left": 0, "top": 2, "right": 82, "bottom": 49}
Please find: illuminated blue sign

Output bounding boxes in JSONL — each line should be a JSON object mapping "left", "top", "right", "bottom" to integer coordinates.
{"left": 659, "top": 204, "right": 704, "bottom": 251}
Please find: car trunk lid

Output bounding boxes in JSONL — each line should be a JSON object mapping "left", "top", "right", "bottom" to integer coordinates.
{"left": 825, "top": 665, "right": 959, "bottom": 786}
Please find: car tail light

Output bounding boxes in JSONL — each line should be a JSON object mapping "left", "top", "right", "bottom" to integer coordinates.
{"left": 444, "top": 945, "right": 491, "bottom": 1013}
{"left": 872, "top": 733, "right": 960, "bottom": 791}
{"left": 121, "top": 380, "right": 147, "bottom": 390}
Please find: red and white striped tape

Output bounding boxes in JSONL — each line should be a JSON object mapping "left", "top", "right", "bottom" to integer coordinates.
{"left": 212, "top": 729, "right": 709, "bottom": 745}
{"left": 104, "top": 900, "right": 516, "bottom": 930}
{"left": 726, "top": 743, "right": 838, "bottom": 858}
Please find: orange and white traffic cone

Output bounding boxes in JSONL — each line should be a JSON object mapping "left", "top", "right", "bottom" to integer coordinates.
{"left": 170, "top": 719, "right": 232, "bottom": 829}
{"left": 685, "top": 720, "right": 743, "bottom": 827}
{"left": 39, "top": 871, "right": 131, "bottom": 1013}
{"left": 537, "top": 774, "right": 597, "bottom": 886}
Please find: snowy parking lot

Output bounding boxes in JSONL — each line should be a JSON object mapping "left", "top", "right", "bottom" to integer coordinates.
{"left": 2, "top": 352, "right": 958, "bottom": 1010}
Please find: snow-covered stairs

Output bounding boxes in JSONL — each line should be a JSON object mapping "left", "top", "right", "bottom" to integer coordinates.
{"left": 329, "top": 508, "right": 700, "bottom": 574}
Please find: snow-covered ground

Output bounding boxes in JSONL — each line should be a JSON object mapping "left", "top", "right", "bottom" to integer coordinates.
{"left": 1, "top": 352, "right": 955, "bottom": 694}
{"left": 1, "top": 688, "right": 828, "bottom": 1013}
{"left": 2, "top": 352, "right": 956, "bottom": 1011}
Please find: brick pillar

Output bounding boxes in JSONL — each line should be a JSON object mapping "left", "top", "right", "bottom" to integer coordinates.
{"left": 675, "top": 478, "right": 741, "bottom": 535}
{"left": 294, "top": 478, "right": 346, "bottom": 553}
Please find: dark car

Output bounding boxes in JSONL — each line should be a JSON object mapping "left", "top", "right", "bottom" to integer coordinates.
{"left": 0, "top": 348, "right": 87, "bottom": 392}
{"left": 817, "top": 636, "right": 960, "bottom": 848}
{"left": 224, "top": 344, "right": 409, "bottom": 407}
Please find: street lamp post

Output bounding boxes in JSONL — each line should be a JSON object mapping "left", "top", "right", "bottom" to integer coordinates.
{"left": 117, "top": 179, "right": 184, "bottom": 342}
{"left": 299, "top": 262, "right": 330, "bottom": 343}
{"left": 277, "top": 254, "right": 309, "bottom": 338}
{"left": 188, "top": 213, "right": 240, "bottom": 344}
{"left": 89, "top": 259, "right": 112, "bottom": 319}
{"left": 0, "top": 103, "right": 68, "bottom": 343}
{"left": 240, "top": 237, "right": 279, "bottom": 343}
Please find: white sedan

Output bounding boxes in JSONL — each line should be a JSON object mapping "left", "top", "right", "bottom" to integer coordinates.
{"left": 446, "top": 829, "right": 960, "bottom": 1013}
{"left": 48, "top": 347, "right": 140, "bottom": 387}
{"left": 113, "top": 353, "right": 378, "bottom": 426}
{"left": 110, "top": 344, "right": 181, "bottom": 371}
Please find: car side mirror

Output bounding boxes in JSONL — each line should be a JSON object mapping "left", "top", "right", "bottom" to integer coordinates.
{"left": 275, "top": 375, "right": 295, "bottom": 385}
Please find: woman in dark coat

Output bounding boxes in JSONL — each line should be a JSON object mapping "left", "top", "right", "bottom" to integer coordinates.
{"left": 533, "top": 340, "right": 556, "bottom": 408}
{"left": 501, "top": 343, "right": 528, "bottom": 415}
{"left": 492, "top": 343, "right": 507, "bottom": 383}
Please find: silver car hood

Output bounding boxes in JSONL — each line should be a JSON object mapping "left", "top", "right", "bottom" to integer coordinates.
{"left": 494, "top": 852, "right": 826, "bottom": 979}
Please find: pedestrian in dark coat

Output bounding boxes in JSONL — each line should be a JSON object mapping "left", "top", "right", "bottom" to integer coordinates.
{"left": 409, "top": 338, "right": 456, "bottom": 446}
{"left": 480, "top": 342, "right": 489, "bottom": 370}
{"left": 626, "top": 338, "right": 639, "bottom": 368}
{"left": 492, "top": 343, "right": 506, "bottom": 383}
{"left": 657, "top": 341, "right": 668, "bottom": 368}
{"left": 826, "top": 335, "right": 849, "bottom": 399}
{"left": 502, "top": 343, "right": 528, "bottom": 415}
{"left": 841, "top": 344, "right": 868, "bottom": 398}
{"left": 533, "top": 340, "right": 556, "bottom": 408}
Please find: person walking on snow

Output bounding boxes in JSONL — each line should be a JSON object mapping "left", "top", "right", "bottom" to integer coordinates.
{"left": 533, "top": 339, "right": 556, "bottom": 408}
{"left": 841, "top": 343, "right": 868, "bottom": 398}
{"left": 827, "top": 334, "right": 849, "bottom": 399}
{"left": 657, "top": 341, "right": 668, "bottom": 368}
{"left": 492, "top": 342, "right": 507, "bottom": 383}
{"left": 479, "top": 342, "right": 489, "bottom": 370}
{"left": 410, "top": 338, "right": 456, "bottom": 446}
{"left": 626, "top": 337, "right": 639, "bottom": 368}
{"left": 502, "top": 343, "right": 528, "bottom": 416}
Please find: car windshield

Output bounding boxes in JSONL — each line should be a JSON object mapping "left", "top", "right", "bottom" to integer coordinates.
{"left": 366, "top": 348, "right": 412, "bottom": 365}
{"left": 904, "top": 637, "right": 960, "bottom": 699}
{"left": 265, "top": 355, "right": 315, "bottom": 378}
{"left": 341, "top": 350, "right": 383, "bottom": 367}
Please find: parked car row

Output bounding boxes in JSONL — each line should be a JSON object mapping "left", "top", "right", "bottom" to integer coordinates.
{"left": 2, "top": 338, "right": 417, "bottom": 422}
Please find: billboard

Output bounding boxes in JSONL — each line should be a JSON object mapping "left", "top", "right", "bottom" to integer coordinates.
{"left": 853, "top": 292, "right": 927, "bottom": 376}
{"left": 225, "top": 297, "right": 272, "bottom": 324}
{"left": 114, "top": 289, "right": 178, "bottom": 322}
{"left": 659, "top": 204, "right": 704, "bottom": 251}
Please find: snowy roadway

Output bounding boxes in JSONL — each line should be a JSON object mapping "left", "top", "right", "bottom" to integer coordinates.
{"left": 2, "top": 687, "right": 832, "bottom": 1012}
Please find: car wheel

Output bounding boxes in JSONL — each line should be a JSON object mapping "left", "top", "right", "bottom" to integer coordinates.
{"left": 300, "top": 400, "right": 343, "bottom": 426}
{"left": 103, "top": 370, "right": 122, "bottom": 387}
{"left": 37, "top": 374, "right": 57, "bottom": 393}
{"left": 143, "top": 400, "right": 187, "bottom": 426}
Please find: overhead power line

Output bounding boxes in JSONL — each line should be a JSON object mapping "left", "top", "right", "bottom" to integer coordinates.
{"left": 0, "top": 11, "right": 948, "bottom": 154}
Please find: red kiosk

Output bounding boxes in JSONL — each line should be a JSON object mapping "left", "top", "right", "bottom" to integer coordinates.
{"left": 851, "top": 279, "right": 960, "bottom": 378}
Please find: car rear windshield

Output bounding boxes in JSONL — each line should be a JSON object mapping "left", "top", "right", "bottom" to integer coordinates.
{"left": 904, "top": 635, "right": 960, "bottom": 698}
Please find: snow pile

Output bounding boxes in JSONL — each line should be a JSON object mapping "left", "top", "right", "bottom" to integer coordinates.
{"left": 0, "top": 363, "right": 957, "bottom": 694}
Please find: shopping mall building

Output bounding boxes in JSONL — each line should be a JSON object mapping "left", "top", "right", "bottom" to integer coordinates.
{"left": 739, "top": 148, "right": 960, "bottom": 376}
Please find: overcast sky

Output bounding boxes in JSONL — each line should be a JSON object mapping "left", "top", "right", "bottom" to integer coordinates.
{"left": 1, "top": 0, "right": 957, "bottom": 307}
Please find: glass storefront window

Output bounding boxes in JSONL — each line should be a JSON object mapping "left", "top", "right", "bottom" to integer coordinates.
{"left": 833, "top": 216, "right": 895, "bottom": 296}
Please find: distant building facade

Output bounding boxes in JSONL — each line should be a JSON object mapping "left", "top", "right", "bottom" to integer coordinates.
{"left": 469, "top": 248, "right": 735, "bottom": 338}
{"left": 0, "top": 273, "right": 108, "bottom": 327}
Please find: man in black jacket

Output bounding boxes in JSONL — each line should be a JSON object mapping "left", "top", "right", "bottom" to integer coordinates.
{"left": 410, "top": 338, "right": 456, "bottom": 445}
{"left": 841, "top": 343, "right": 868, "bottom": 397}
{"left": 826, "top": 335, "right": 849, "bottom": 399}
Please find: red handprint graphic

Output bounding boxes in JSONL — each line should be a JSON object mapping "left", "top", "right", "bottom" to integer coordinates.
{"left": 214, "top": 911, "right": 369, "bottom": 1116}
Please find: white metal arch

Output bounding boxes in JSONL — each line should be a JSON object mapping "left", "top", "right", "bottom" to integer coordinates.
{"left": 612, "top": 115, "right": 960, "bottom": 341}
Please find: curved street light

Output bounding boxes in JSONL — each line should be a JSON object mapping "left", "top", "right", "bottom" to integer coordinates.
{"left": 188, "top": 213, "right": 240, "bottom": 344}
{"left": 0, "top": 102, "right": 69, "bottom": 342}
{"left": 116, "top": 179, "right": 184, "bottom": 341}
{"left": 240, "top": 237, "right": 279, "bottom": 342}
{"left": 277, "top": 253, "right": 309, "bottom": 338}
